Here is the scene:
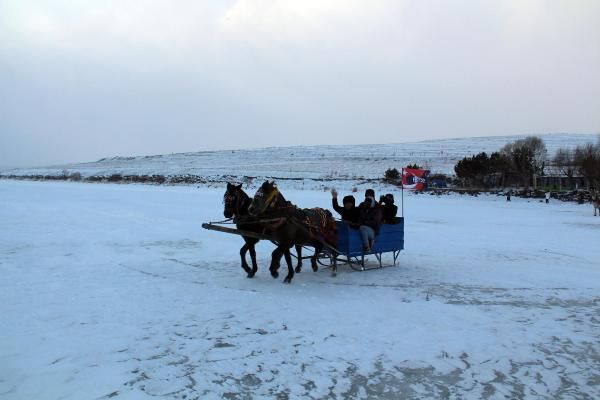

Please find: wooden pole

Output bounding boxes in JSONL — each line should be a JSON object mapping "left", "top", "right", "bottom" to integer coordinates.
{"left": 401, "top": 168, "right": 404, "bottom": 218}
{"left": 201, "top": 223, "right": 272, "bottom": 241}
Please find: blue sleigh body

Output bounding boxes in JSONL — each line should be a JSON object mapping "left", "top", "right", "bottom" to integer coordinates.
{"left": 333, "top": 217, "right": 404, "bottom": 270}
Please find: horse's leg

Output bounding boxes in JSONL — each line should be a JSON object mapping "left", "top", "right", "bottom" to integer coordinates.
{"left": 270, "top": 247, "right": 283, "bottom": 279}
{"left": 240, "top": 240, "right": 252, "bottom": 276}
{"left": 294, "top": 244, "right": 303, "bottom": 273}
{"left": 311, "top": 242, "right": 323, "bottom": 272}
{"left": 247, "top": 239, "right": 259, "bottom": 278}
{"left": 331, "top": 249, "right": 337, "bottom": 277}
{"left": 283, "top": 246, "right": 294, "bottom": 284}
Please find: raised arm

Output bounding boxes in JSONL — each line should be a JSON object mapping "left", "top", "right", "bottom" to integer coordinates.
{"left": 331, "top": 197, "right": 344, "bottom": 215}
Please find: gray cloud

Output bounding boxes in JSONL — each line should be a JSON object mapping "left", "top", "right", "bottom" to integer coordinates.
{"left": 1, "top": 0, "right": 599, "bottom": 167}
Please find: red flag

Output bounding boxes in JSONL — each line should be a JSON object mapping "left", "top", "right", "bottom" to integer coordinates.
{"left": 402, "top": 168, "right": 429, "bottom": 190}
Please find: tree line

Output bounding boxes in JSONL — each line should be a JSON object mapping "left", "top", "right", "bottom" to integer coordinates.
{"left": 454, "top": 136, "right": 600, "bottom": 189}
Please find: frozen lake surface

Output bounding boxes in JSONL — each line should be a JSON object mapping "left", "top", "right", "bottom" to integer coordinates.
{"left": 1, "top": 181, "right": 599, "bottom": 399}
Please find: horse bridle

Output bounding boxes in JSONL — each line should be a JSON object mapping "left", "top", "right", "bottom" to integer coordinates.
{"left": 224, "top": 188, "right": 246, "bottom": 216}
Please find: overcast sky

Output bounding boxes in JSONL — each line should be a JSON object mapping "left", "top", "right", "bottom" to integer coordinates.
{"left": 1, "top": 0, "right": 599, "bottom": 167}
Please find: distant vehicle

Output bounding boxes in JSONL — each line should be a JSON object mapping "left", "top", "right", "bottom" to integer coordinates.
{"left": 429, "top": 179, "right": 447, "bottom": 188}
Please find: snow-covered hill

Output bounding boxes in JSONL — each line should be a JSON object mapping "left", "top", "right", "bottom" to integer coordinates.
{"left": 1, "top": 133, "right": 595, "bottom": 190}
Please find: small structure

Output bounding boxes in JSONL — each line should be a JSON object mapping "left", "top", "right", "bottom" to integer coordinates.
{"left": 535, "top": 174, "right": 586, "bottom": 190}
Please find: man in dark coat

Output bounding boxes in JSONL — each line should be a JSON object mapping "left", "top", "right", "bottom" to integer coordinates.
{"left": 331, "top": 189, "right": 360, "bottom": 227}
{"left": 359, "top": 188, "right": 377, "bottom": 209}
{"left": 380, "top": 193, "right": 398, "bottom": 224}
{"left": 358, "top": 196, "right": 382, "bottom": 252}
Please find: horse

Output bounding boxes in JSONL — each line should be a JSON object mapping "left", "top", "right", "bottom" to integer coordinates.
{"left": 223, "top": 183, "right": 303, "bottom": 277}
{"left": 592, "top": 190, "right": 600, "bottom": 216}
{"left": 248, "top": 181, "right": 337, "bottom": 284}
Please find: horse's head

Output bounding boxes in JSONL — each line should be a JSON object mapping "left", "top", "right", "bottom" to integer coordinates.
{"left": 248, "top": 180, "right": 279, "bottom": 216}
{"left": 223, "top": 183, "right": 244, "bottom": 218}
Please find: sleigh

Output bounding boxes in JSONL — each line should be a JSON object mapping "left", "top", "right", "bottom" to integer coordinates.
{"left": 329, "top": 217, "right": 404, "bottom": 270}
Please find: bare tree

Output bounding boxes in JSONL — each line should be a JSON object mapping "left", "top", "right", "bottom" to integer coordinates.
{"left": 501, "top": 136, "right": 547, "bottom": 187}
{"left": 573, "top": 139, "right": 600, "bottom": 188}
{"left": 553, "top": 147, "right": 575, "bottom": 179}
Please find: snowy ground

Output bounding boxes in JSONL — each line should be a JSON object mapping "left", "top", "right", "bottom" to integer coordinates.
{"left": 1, "top": 180, "right": 599, "bottom": 399}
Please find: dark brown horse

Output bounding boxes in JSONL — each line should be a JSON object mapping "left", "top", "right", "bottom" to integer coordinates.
{"left": 248, "top": 181, "right": 337, "bottom": 283}
{"left": 223, "top": 183, "right": 302, "bottom": 277}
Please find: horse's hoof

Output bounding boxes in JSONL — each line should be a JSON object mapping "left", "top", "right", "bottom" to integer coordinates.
{"left": 247, "top": 271, "right": 256, "bottom": 278}
{"left": 312, "top": 265, "right": 318, "bottom": 272}
{"left": 271, "top": 271, "right": 279, "bottom": 279}
{"left": 283, "top": 277, "right": 292, "bottom": 284}
{"left": 295, "top": 266, "right": 302, "bottom": 273}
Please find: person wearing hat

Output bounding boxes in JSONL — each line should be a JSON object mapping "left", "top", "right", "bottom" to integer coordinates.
{"left": 380, "top": 193, "right": 398, "bottom": 224}
{"left": 359, "top": 188, "right": 378, "bottom": 210}
{"left": 330, "top": 188, "right": 360, "bottom": 227}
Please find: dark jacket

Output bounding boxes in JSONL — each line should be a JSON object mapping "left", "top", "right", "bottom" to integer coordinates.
{"left": 358, "top": 203, "right": 383, "bottom": 234}
{"left": 381, "top": 203, "right": 398, "bottom": 224}
{"left": 332, "top": 196, "right": 360, "bottom": 227}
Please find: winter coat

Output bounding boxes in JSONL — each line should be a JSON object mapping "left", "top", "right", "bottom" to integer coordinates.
{"left": 332, "top": 196, "right": 360, "bottom": 227}
{"left": 358, "top": 203, "right": 383, "bottom": 234}
{"left": 381, "top": 203, "right": 398, "bottom": 224}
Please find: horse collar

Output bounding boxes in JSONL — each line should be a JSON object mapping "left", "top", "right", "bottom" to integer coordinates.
{"left": 261, "top": 188, "right": 279, "bottom": 213}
